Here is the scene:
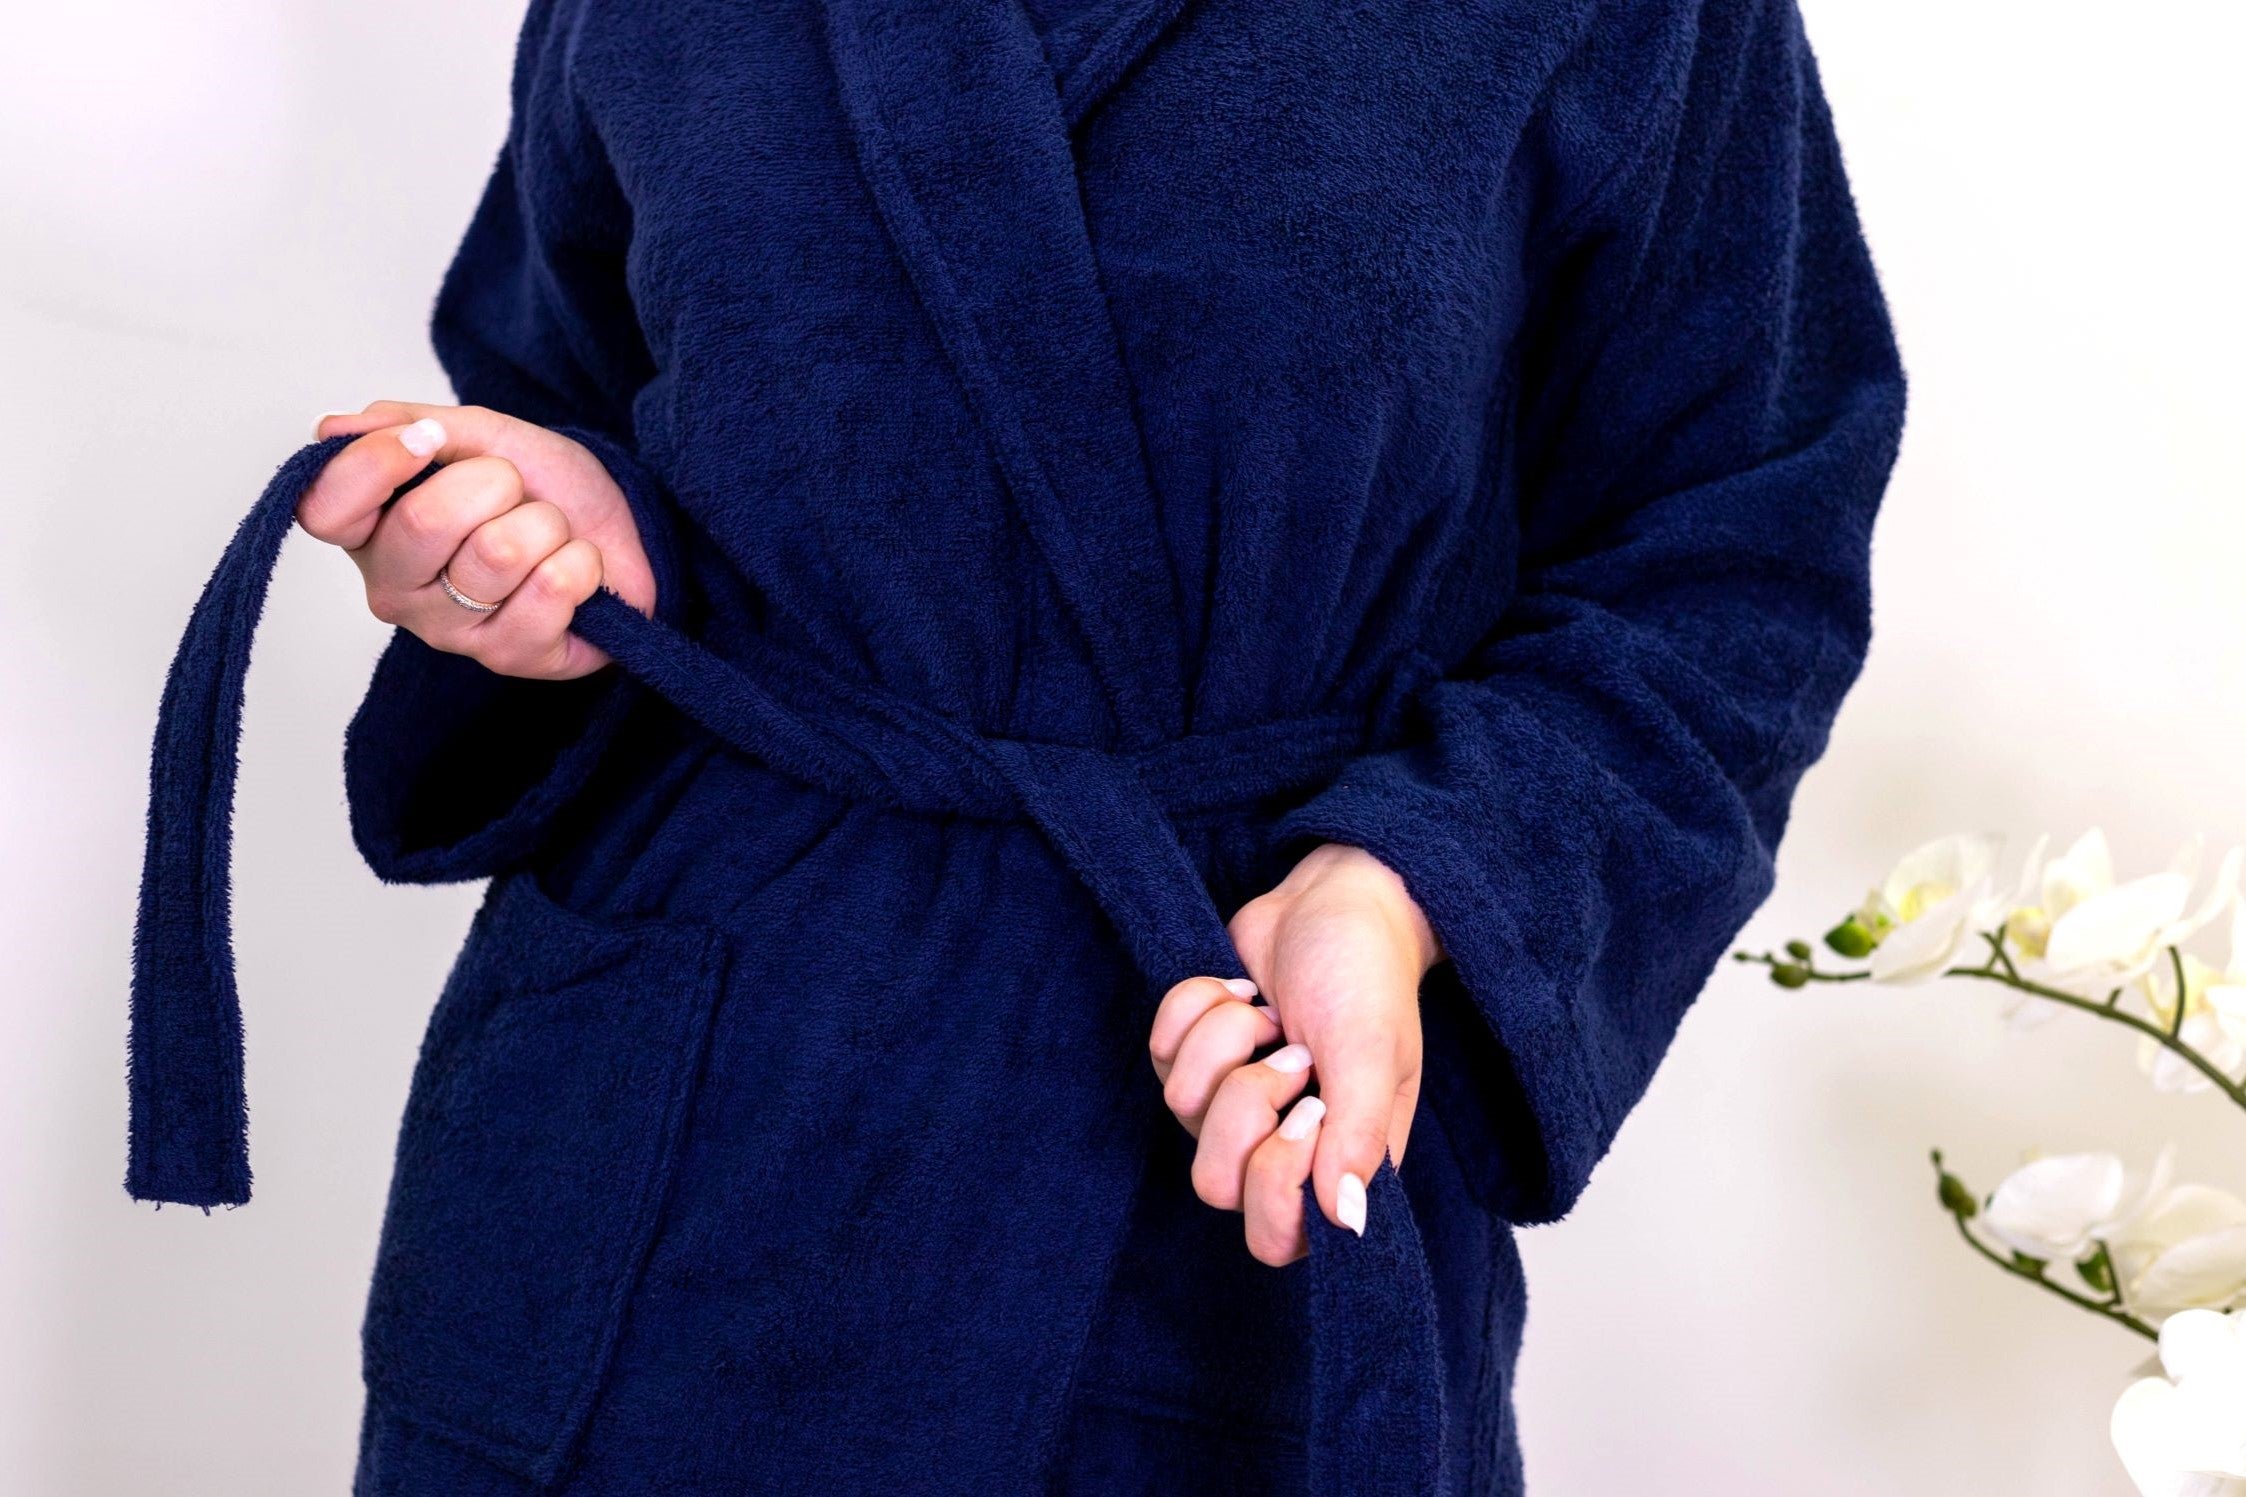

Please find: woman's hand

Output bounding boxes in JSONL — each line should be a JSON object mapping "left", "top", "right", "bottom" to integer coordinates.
{"left": 1150, "top": 843, "right": 1441, "bottom": 1265}
{"left": 296, "top": 401, "right": 655, "bottom": 680}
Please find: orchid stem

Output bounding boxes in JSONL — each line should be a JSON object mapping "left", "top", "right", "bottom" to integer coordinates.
{"left": 1734, "top": 937, "right": 2246, "bottom": 1114}
{"left": 1947, "top": 1215, "right": 2157, "bottom": 1343}
{"left": 1734, "top": 951, "right": 1870, "bottom": 982}
{"left": 2170, "top": 945, "right": 2190, "bottom": 1042}
{"left": 1942, "top": 961, "right": 2246, "bottom": 1113}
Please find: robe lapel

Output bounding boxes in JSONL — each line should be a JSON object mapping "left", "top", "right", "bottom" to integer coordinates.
{"left": 816, "top": 0, "right": 1187, "bottom": 745}
{"left": 1039, "top": 0, "right": 1193, "bottom": 129}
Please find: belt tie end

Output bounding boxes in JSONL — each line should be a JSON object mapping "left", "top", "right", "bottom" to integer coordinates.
{"left": 128, "top": 436, "right": 352, "bottom": 1207}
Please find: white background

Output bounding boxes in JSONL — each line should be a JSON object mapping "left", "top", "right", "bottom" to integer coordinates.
{"left": 3, "top": 2, "right": 2241, "bottom": 1492}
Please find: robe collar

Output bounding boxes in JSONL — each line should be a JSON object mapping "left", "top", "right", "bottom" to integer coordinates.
{"left": 815, "top": 0, "right": 1192, "bottom": 747}
{"left": 1038, "top": 0, "right": 1194, "bottom": 130}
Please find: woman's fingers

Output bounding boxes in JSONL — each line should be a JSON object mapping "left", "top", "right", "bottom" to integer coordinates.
{"left": 315, "top": 400, "right": 523, "bottom": 460}
{"left": 295, "top": 418, "right": 454, "bottom": 550}
{"left": 297, "top": 399, "right": 651, "bottom": 680}
{"left": 300, "top": 404, "right": 554, "bottom": 551}
{"left": 1190, "top": 1043, "right": 1314, "bottom": 1210}
{"left": 1161, "top": 998, "right": 1282, "bottom": 1135}
{"left": 441, "top": 498, "right": 570, "bottom": 609}
{"left": 354, "top": 456, "right": 527, "bottom": 600}
{"left": 315, "top": 400, "right": 427, "bottom": 441}
{"left": 1308, "top": 1021, "right": 1417, "bottom": 1238}
{"left": 1242, "top": 1096, "right": 1326, "bottom": 1266}
{"left": 1149, "top": 975, "right": 1262, "bottom": 1085}
{"left": 472, "top": 537, "right": 608, "bottom": 681}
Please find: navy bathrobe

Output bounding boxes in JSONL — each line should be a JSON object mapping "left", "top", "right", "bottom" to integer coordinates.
{"left": 129, "top": 0, "right": 1904, "bottom": 1490}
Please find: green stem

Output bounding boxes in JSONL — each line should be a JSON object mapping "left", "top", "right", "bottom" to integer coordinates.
{"left": 1737, "top": 940, "right": 2246, "bottom": 1112}
{"left": 2170, "top": 945, "right": 2191, "bottom": 1042}
{"left": 1942, "top": 964, "right": 2246, "bottom": 1110}
{"left": 1983, "top": 931, "right": 2023, "bottom": 984}
{"left": 1948, "top": 1216, "right": 2156, "bottom": 1343}
{"left": 1735, "top": 951, "right": 1871, "bottom": 982}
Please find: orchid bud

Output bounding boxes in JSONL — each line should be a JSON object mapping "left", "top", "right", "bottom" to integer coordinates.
{"left": 1824, "top": 917, "right": 1877, "bottom": 959}
{"left": 1931, "top": 1151, "right": 1977, "bottom": 1220}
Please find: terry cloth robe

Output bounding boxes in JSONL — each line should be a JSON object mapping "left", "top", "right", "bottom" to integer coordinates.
{"left": 128, "top": 0, "right": 1904, "bottom": 1491}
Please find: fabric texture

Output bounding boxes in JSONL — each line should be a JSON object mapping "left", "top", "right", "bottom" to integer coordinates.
{"left": 128, "top": 0, "right": 1905, "bottom": 1491}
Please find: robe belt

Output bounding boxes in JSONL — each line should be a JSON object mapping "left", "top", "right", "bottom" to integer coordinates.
{"left": 567, "top": 587, "right": 1367, "bottom": 982}
{"left": 130, "top": 440, "right": 1447, "bottom": 1494}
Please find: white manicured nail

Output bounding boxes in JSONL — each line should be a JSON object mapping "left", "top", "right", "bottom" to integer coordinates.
{"left": 1337, "top": 1172, "right": 1367, "bottom": 1237}
{"left": 313, "top": 412, "right": 347, "bottom": 435}
{"left": 1221, "top": 977, "right": 1258, "bottom": 999}
{"left": 1278, "top": 1096, "right": 1326, "bottom": 1142}
{"left": 398, "top": 418, "right": 446, "bottom": 459}
{"left": 1262, "top": 1043, "right": 1312, "bottom": 1074}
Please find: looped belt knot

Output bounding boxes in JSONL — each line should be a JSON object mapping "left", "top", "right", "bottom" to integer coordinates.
{"left": 128, "top": 440, "right": 1451, "bottom": 1496}
{"left": 565, "top": 588, "right": 1373, "bottom": 982}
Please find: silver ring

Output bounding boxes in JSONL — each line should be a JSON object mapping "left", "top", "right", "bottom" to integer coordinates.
{"left": 438, "top": 567, "right": 502, "bottom": 615}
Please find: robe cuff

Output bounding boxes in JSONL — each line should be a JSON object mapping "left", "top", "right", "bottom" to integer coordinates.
{"left": 1274, "top": 755, "right": 1615, "bottom": 1226}
{"left": 344, "top": 429, "right": 688, "bottom": 884}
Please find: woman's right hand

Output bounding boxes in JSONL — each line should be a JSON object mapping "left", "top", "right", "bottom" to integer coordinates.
{"left": 296, "top": 401, "right": 655, "bottom": 680}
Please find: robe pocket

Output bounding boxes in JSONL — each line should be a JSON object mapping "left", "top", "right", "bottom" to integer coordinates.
{"left": 361, "top": 871, "right": 727, "bottom": 1487}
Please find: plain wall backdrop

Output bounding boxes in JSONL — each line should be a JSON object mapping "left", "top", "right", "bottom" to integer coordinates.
{"left": 4, "top": 2, "right": 2241, "bottom": 1491}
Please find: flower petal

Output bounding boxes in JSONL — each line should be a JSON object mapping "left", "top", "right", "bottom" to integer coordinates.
{"left": 1866, "top": 883, "right": 1984, "bottom": 984}
{"left": 2169, "top": 1363, "right": 2246, "bottom": 1478}
{"left": 1881, "top": 833, "right": 2002, "bottom": 912}
{"left": 2115, "top": 1375, "right": 2202, "bottom": 1497}
{"left": 1985, "top": 1152, "right": 2128, "bottom": 1260}
{"left": 1978, "top": 833, "right": 2047, "bottom": 929}
{"left": 2159, "top": 1310, "right": 2245, "bottom": 1385}
{"left": 2133, "top": 1226, "right": 2246, "bottom": 1319}
{"left": 2153, "top": 1051, "right": 2218, "bottom": 1095}
{"left": 2049, "top": 874, "right": 2194, "bottom": 977}
{"left": 2204, "top": 986, "right": 2246, "bottom": 1052}
{"left": 2047, "top": 828, "right": 2117, "bottom": 918}
{"left": 2113, "top": 1146, "right": 2186, "bottom": 1235}
{"left": 2169, "top": 849, "right": 2246, "bottom": 949}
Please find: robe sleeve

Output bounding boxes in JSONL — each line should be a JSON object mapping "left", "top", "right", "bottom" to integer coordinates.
{"left": 1275, "top": 0, "right": 1906, "bottom": 1224}
{"left": 344, "top": 0, "right": 684, "bottom": 884}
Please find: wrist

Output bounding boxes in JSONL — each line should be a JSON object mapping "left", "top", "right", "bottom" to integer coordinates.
{"left": 1297, "top": 842, "right": 1444, "bottom": 975}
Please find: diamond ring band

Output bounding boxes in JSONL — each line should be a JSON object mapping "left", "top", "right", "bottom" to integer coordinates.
{"left": 438, "top": 567, "right": 502, "bottom": 615}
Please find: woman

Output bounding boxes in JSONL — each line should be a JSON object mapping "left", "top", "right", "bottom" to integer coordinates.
{"left": 128, "top": 0, "right": 1903, "bottom": 1490}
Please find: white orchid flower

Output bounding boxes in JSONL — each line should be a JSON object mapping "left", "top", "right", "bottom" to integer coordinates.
{"left": 2113, "top": 1309, "right": 2246, "bottom": 1496}
{"left": 1862, "top": 833, "right": 2005, "bottom": 984}
{"left": 2138, "top": 914, "right": 2246, "bottom": 1093}
{"left": 2205, "top": 897, "right": 2246, "bottom": 1020}
{"left": 2007, "top": 829, "right": 2113, "bottom": 962}
{"left": 2112, "top": 1186, "right": 2246, "bottom": 1320}
{"left": 1992, "top": 832, "right": 2064, "bottom": 1025}
{"left": 1982, "top": 1146, "right": 2175, "bottom": 1264}
{"left": 2045, "top": 842, "right": 2242, "bottom": 994}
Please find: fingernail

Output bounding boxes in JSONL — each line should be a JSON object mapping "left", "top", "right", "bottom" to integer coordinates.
{"left": 1262, "top": 1043, "right": 1312, "bottom": 1074}
{"left": 398, "top": 417, "right": 446, "bottom": 459}
{"left": 1337, "top": 1172, "right": 1367, "bottom": 1237}
{"left": 1278, "top": 1096, "right": 1326, "bottom": 1142}
{"left": 313, "top": 412, "right": 347, "bottom": 436}
{"left": 1222, "top": 977, "right": 1258, "bottom": 999}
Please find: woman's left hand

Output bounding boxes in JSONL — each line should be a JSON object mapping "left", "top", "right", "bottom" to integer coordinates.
{"left": 1149, "top": 843, "right": 1442, "bottom": 1265}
